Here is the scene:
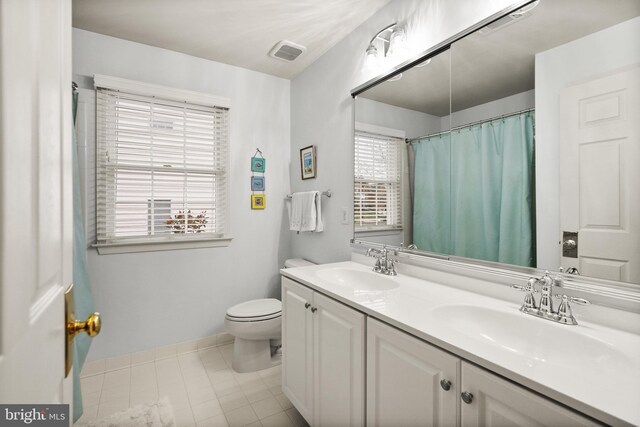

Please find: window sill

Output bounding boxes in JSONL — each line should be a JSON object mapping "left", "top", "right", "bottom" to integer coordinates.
{"left": 355, "top": 227, "right": 403, "bottom": 235}
{"left": 93, "top": 236, "right": 233, "bottom": 255}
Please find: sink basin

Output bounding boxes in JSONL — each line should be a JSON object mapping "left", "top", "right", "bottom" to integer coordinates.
{"left": 432, "top": 305, "right": 634, "bottom": 372}
{"left": 316, "top": 268, "right": 399, "bottom": 291}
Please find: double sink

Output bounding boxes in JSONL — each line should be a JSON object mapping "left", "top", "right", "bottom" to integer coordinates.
{"left": 284, "top": 261, "right": 640, "bottom": 425}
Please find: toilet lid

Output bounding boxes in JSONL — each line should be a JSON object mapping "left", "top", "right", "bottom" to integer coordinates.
{"left": 226, "top": 298, "right": 281, "bottom": 319}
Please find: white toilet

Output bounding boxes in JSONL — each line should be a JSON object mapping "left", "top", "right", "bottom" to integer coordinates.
{"left": 224, "top": 258, "right": 315, "bottom": 373}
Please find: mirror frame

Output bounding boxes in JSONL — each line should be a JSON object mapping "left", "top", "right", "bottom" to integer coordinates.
{"left": 350, "top": 0, "right": 640, "bottom": 304}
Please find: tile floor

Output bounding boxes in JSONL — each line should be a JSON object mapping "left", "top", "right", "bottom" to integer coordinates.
{"left": 76, "top": 344, "right": 309, "bottom": 427}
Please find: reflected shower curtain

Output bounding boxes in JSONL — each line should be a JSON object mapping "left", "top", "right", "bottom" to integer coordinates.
{"left": 411, "top": 111, "right": 535, "bottom": 267}
{"left": 72, "top": 90, "right": 96, "bottom": 422}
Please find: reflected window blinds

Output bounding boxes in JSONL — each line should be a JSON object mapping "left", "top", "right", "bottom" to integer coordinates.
{"left": 96, "top": 84, "right": 229, "bottom": 244}
{"left": 354, "top": 130, "right": 402, "bottom": 230}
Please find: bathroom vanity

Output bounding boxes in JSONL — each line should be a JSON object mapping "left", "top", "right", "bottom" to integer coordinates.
{"left": 280, "top": 260, "right": 640, "bottom": 426}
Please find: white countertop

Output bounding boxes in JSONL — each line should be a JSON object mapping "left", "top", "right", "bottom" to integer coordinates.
{"left": 281, "top": 260, "right": 640, "bottom": 426}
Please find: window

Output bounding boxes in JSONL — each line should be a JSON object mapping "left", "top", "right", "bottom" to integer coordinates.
{"left": 354, "top": 128, "right": 403, "bottom": 231}
{"left": 94, "top": 75, "right": 230, "bottom": 253}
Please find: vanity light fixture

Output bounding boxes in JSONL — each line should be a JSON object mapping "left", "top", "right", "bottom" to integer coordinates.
{"left": 363, "top": 23, "right": 411, "bottom": 79}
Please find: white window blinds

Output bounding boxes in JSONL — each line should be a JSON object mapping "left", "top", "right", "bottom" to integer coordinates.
{"left": 354, "top": 130, "right": 403, "bottom": 230}
{"left": 96, "top": 81, "right": 230, "bottom": 245}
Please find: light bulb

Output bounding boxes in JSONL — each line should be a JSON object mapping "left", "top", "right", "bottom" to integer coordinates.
{"left": 387, "top": 26, "right": 408, "bottom": 62}
{"left": 363, "top": 44, "right": 379, "bottom": 73}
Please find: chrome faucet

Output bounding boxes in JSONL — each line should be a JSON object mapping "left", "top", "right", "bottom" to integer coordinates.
{"left": 511, "top": 271, "right": 590, "bottom": 325}
{"left": 366, "top": 246, "right": 398, "bottom": 276}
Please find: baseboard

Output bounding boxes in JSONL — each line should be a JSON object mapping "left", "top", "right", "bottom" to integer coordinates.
{"left": 80, "top": 332, "right": 235, "bottom": 377}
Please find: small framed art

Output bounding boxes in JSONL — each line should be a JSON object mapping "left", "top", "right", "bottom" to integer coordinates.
{"left": 251, "top": 194, "right": 266, "bottom": 209}
{"left": 251, "top": 156, "right": 266, "bottom": 173}
{"left": 251, "top": 176, "right": 265, "bottom": 191}
{"left": 300, "top": 145, "right": 316, "bottom": 180}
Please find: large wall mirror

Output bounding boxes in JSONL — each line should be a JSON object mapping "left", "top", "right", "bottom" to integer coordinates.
{"left": 353, "top": 0, "right": 640, "bottom": 288}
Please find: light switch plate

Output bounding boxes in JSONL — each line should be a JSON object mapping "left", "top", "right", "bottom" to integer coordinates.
{"left": 341, "top": 206, "right": 349, "bottom": 225}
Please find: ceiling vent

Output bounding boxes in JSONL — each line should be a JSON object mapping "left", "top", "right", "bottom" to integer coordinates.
{"left": 269, "top": 40, "right": 306, "bottom": 62}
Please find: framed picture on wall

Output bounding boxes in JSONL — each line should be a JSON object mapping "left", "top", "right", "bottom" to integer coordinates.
{"left": 251, "top": 194, "right": 266, "bottom": 209}
{"left": 251, "top": 156, "right": 266, "bottom": 173}
{"left": 251, "top": 176, "right": 265, "bottom": 191}
{"left": 300, "top": 145, "right": 316, "bottom": 180}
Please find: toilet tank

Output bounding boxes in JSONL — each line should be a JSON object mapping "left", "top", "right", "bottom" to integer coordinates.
{"left": 284, "top": 258, "right": 315, "bottom": 268}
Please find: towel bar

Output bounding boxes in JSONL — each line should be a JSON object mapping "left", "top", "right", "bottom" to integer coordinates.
{"left": 285, "top": 190, "right": 332, "bottom": 199}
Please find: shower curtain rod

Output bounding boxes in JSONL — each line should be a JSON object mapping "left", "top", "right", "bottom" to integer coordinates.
{"left": 406, "top": 107, "right": 535, "bottom": 143}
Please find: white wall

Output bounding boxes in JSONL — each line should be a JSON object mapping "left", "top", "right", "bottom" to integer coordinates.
{"left": 448, "top": 89, "right": 534, "bottom": 128}
{"left": 355, "top": 97, "right": 441, "bottom": 139}
{"left": 73, "top": 29, "right": 292, "bottom": 360}
{"left": 535, "top": 17, "right": 640, "bottom": 270}
{"left": 289, "top": 0, "right": 520, "bottom": 264}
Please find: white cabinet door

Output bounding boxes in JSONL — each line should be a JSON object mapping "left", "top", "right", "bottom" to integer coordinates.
{"left": 367, "top": 318, "right": 459, "bottom": 427}
{"left": 282, "top": 277, "right": 314, "bottom": 422}
{"left": 313, "top": 292, "right": 365, "bottom": 427}
{"left": 461, "top": 362, "right": 599, "bottom": 426}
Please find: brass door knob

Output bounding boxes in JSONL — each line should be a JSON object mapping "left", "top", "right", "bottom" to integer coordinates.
{"left": 68, "top": 312, "right": 101, "bottom": 338}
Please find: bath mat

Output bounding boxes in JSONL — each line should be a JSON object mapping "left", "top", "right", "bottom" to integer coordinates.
{"left": 83, "top": 396, "right": 175, "bottom": 427}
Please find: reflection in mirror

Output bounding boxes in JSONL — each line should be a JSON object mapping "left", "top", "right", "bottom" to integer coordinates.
{"left": 353, "top": 0, "right": 640, "bottom": 286}
{"left": 354, "top": 50, "right": 450, "bottom": 247}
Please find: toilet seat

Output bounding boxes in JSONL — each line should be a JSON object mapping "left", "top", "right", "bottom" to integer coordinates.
{"left": 226, "top": 298, "right": 281, "bottom": 322}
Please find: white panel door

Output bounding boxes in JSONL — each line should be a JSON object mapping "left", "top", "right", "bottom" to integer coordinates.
{"left": 281, "top": 277, "right": 314, "bottom": 423}
{"left": 461, "top": 363, "right": 598, "bottom": 426}
{"left": 367, "top": 318, "right": 459, "bottom": 427}
{"left": 560, "top": 65, "right": 640, "bottom": 282}
{"left": 313, "top": 292, "right": 365, "bottom": 427}
{"left": 0, "top": 0, "right": 73, "bottom": 408}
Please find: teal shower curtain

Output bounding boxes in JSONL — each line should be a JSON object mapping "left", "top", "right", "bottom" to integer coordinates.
{"left": 72, "top": 90, "right": 96, "bottom": 422}
{"left": 411, "top": 111, "right": 535, "bottom": 267}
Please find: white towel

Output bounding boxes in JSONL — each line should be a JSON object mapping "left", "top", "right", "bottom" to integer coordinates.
{"left": 289, "top": 191, "right": 323, "bottom": 232}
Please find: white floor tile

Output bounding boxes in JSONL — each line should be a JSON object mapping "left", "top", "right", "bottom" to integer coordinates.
{"left": 81, "top": 347, "right": 296, "bottom": 427}
{"left": 174, "top": 407, "right": 196, "bottom": 426}
{"left": 250, "top": 397, "right": 281, "bottom": 420}
{"left": 162, "top": 391, "right": 191, "bottom": 410}
{"left": 99, "top": 387, "right": 129, "bottom": 405}
{"left": 130, "top": 389, "right": 159, "bottom": 406}
{"left": 102, "top": 369, "right": 131, "bottom": 390}
{"left": 191, "top": 398, "right": 224, "bottom": 421}
{"left": 208, "top": 369, "right": 235, "bottom": 384}
{"left": 260, "top": 411, "right": 295, "bottom": 427}
{"left": 196, "top": 413, "right": 229, "bottom": 427}
{"left": 266, "top": 385, "right": 282, "bottom": 397}
{"left": 244, "top": 388, "right": 272, "bottom": 404}
{"left": 233, "top": 372, "right": 259, "bottom": 385}
{"left": 188, "top": 385, "right": 217, "bottom": 406}
{"left": 213, "top": 381, "right": 243, "bottom": 398}
{"left": 219, "top": 391, "right": 249, "bottom": 413}
{"left": 224, "top": 405, "right": 259, "bottom": 427}
{"left": 81, "top": 390, "right": 102, "bottom": 408}
{"left": 203, "top": 357, "right": 229, "bottom": 372}
{"left": 274, "top": 393, "right": 293, "bottom": 411}
{"left": 80, "top": 374, "right": 104, "bottom": 394}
